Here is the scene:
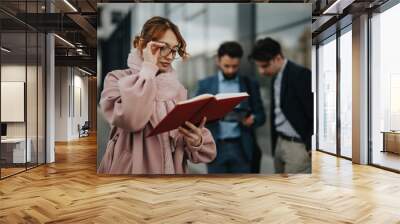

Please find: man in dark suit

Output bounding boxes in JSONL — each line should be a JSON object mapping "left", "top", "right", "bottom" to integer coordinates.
{"left": 249, "top": 37, "right": 313, "bottom": 174}
{"left": 196, "top": 41, "right": 266, "bottom": 173}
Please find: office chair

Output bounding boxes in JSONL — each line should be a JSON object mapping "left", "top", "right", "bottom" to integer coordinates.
{"left": 79, "top": 121, "right": 90, "bottom": 138}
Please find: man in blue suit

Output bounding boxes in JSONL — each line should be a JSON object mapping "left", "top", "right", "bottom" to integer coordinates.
{"left": 196, "top": 41, "right": 266, "bottom": 173}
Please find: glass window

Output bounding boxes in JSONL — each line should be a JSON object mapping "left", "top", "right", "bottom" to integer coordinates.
{"left": 1, "top": 31, "right": 28, "bottom": 177}
{"left": 185, "top": 13, "right": 206, "bottom": 57}
{"left": 0, "top": 1, "right": 46, "bottom": 179}
{"left": 371, "top": 3, "right": 400, "bottom": 171}
{"left": 169, "top": 4, "right": 185, "bottom": 29}
{"left": 185, "top": 3, "right": 205, "bottom": 18}
{"left": 255, "top": 3, "right": 311, "bottom": 69}
{"left": 206, "top": 4, "right": 237, "bottom": 54}
{"left": 339, "top": 28, "right": 352, "bottom": 158}
{"left": 317, "top": 36, "right": 337, "bottom": 154}
{"left": 38, "top": 32, "right": 45, "bottom": 165}
{"left": 256, "top": 4, "right": 310, "bottom": 36}
{"left": 27, "top": 31, "right": 38, "bottom": 169}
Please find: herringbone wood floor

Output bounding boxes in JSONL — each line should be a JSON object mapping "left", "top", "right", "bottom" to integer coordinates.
{"left": 1, "top": 134, "right": 400, "bottom": 224}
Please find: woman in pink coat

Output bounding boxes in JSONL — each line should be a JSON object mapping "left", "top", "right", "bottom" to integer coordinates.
{"left": 98, "top": 16, "right": 217, "bottom": 174}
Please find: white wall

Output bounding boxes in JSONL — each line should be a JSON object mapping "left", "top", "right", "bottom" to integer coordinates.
{"left": 72, "top": 72, "right": 89, "bottom": 139}
{"left": 1, "top": 65, "right": 41, "bottom": 137}
{"left": 54, "top": 67, "right": 89, "bottom": 141}
{"left": 1, "top": 65, "right": 26, "bottom": 136}
{"left": 55, "top": 67, "right": 68, "bottom": 141}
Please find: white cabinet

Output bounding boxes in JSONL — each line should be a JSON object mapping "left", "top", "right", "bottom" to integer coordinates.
{"left": 1, "top": 138, "right": 32, "bottom": 163}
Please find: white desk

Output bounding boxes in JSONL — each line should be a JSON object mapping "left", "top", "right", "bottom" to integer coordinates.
{"left": 1, "top": 138, "right": 32, "bottom": 163}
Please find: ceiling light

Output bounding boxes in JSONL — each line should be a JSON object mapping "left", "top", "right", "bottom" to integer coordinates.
{"left": 76, "top": 48, "right": 85, "bottom": 55}
{"left": 63, "top": 0, "right": 78, "bottom": 12}
{"left": 1, "top": 47, "right": 11, "bottom": 53}
{"left": 323, "top": 0, "right": 343, "bottom": 15}
{"left": 54, "top": 34, "right": 75, "bottom": 48}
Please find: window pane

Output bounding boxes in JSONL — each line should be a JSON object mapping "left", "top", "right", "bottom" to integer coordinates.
{"left": 371, "top": 4, "right": 400, "bottom": 171}
{"left": 185, "top": 13, "right": 206, "bottom": 57}
{"left": 206, "top": 4, "right": 237, "bottom": 53}
{"left": 340, "top": 29, "right": 352, "bottom": 158}
{"left": 318, "top": 36, "right": 337, "bottom": 154}
{"left": 27, "top": 31, "right": 38, "bottom": 169}
{"left": 256, "top": 3, "right": 310, "bottom": 36}
{"left": 1, "top": 30, "right": 28, "bottom": 177}
{"left": 38, "top": 33, "right": 45, "bottom": 165}
{"left": 185, "top": 3, "right": 205, "bottom": 17}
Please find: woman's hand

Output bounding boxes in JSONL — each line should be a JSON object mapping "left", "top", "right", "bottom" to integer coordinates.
{"left": 142, "top": 41, "right": 165, "bottom": 65}
{"left": 178, "top": 117, "right": 207, "bottom": 147}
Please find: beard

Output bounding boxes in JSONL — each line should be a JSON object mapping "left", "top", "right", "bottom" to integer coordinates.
{"left": 222, "top": 72, "right": 237, "bottom": 80}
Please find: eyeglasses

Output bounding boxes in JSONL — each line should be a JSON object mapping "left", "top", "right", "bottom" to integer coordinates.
{"left": 158, "top": 43, "right": 180, "bottom": 60}
{"left": 141, "top": 38, "right": 181, "bottom": 60}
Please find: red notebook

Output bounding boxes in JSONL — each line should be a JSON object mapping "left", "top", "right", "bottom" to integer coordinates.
{"left": 147, "top": 92, "right": 249, "bottom": 137}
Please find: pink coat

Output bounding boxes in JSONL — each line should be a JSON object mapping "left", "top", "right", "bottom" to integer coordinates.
{"left": 98, "top": 49, "right": 217, "bottom": 174}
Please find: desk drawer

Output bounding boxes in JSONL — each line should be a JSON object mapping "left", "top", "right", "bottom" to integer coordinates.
{"left": 0, "top": 145, "right": 14, "bottom": 163}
